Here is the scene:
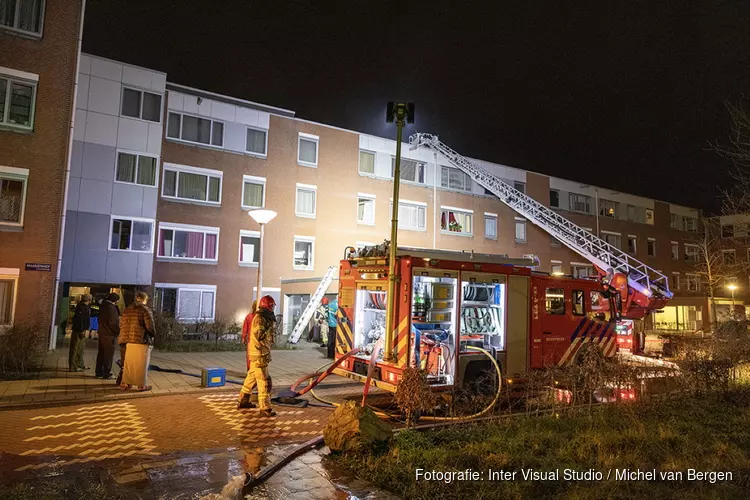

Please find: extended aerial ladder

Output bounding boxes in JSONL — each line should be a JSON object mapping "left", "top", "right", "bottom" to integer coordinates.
{"left": 289, "top": 266, "right": 337, "bottom": 344}
{"left": 409, "top": 133, "right": 672, "bottom": 319}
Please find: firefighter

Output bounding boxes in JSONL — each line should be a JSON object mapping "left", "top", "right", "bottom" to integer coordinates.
{"left": 317, "top": 298, "right": 330, "bottom": 348}
{"left": 238, "top": 295, "right": 276, "bottom": 416}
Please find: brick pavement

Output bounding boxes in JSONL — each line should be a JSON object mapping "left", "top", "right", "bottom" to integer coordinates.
{"left": 0, "top": 339, "right": 341, "bottom": 409}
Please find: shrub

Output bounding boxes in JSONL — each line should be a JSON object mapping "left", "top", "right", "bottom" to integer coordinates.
{"left": 394, "top": 367, "right": 437, "bottom": 426}
{"left": 0, "top": 323, "right": 46, "bottom": 378}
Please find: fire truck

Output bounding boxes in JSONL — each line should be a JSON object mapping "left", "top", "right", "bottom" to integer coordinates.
{"left": 330, "top": 134, "right": 673, "bottom": 392}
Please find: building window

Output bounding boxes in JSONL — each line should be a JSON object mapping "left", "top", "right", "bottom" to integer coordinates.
{"left": 121, "top": 87, "right": 162, "bottom": 122}
{"left": 441, "top": 208, "right": 473, "bottom": 235}
{"left": 0, "top": 166, "right": 28, "bottom": 226}
{"left": 239, "top": 230, "right": 260, "bottom": 266}
{"left": 167, "top": 112, "right": 224, "bottom": 147}
{"left": 245, "top": 127, "right": 268, "bottom": 156}
{"left": 110, "top": 217, "right": 154, "bottom": 252}
{"left": 158, "top": 223, "right": 219, "bottom": 262}
{"left": 569, "top": 193, "right": 591, "bottom": 214}
{"left": 298, "top": 133, "right": 319, "bottom": 167}
{"left": 722, "top": 225, "right": 734, "bottom": 238}
{"left": 514, "top": 181, "right": 525, "bottom": 194}
{"left": 0, "top": 272, "right": 18, "bottom": 326}
{"left": 154, "top": 284, "right": 216, "bottom": 321}
{"left": 357, "top": 195, "right": 375, "bottom": 225}
{"left": 241, "top": 175, "right": 265, "bottom": 209}
{"left": 645, "top": 209, "right": 654, "bottom": 225}
{"left": 684, "top": 244, "right": 699, "bottom": 263}
{"left": 602, "top": 232, "right": 621, "bottom": 249}
{"left": 684, "top": 217, "right": 697, "bottom": 232}
{"left": 440, "top": 166, "right": 472, "bottom": 192}
{"left": 672, "top": 273, "right": 680, "bottom": 291}
{"left": 392, "top": 157, "right": 426, "bottom": 184}
{"left": 599, "top": 199, "right": 618, "bottom": 218}
{"left": 627, "top": 204, "right": 636, "bottom": 222}
{"left": 359, "top": 150, "right": 375, "bottom": 175}
{"left": 551, "top": 262, "right": 563, "bottom": 275}
{"left": 572, "top": 290, "right": 585, "bottom": 315}
{"left": 685, "top": 274, "right": 700, "bottom": 292}
{"left": 162, "top": 164, "right": 221, "bottom": 205}
{"left": 293, "top": 236, "right": 315, "bottom": 270}
{"left": 550, "top": 190, "right": 560, "bottom": 207}
{"left": 392, "top": 201, "right": 427, "bottom": 231}
{"left": 647, "top": 239, "right": 656, "bottom": 257}
{"left": 0, "top": 0, "right": 43, "bottom": 36}
{"left": 514, "top": 218, "right": 527, "bottom": 243}
{"left": 0, "top": 70, "right": 37, "bottom": 130}
{"left": 484, "top": 214, "right": 497, "bottom": 239}
{"left": 295, "top": 184, "right": 317, "bottom": 218}
{"left": 723, "top": 249, "right": 736, "bottom": 265}
{"left": 671, "top": 241, "right": 679, "bottom": 260}
{"left": 115, "top": 151, "right": 158, "bottom": 187}
{"left": 545, "top": 288, "right": 565, "bottom": 315}
{"left": 572, "top": 265, "right": 593, "bottom": 278}
{"left": 550, "top": 235, "right": 562, "bottom": 248}
{"left": 627, "top": 235, "right": 637, "bottom": 254}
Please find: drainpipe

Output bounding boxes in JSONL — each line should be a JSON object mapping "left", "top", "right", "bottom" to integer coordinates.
{"left": 49, "top": 0, "right": 87, "bottom": 351}
{"left": 433, "top": 151, "right": 438, "bottom": 250}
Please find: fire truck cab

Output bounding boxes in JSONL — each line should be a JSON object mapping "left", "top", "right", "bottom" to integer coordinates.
{"left": 332, "top": 246, "right": 621, "bottom": 393}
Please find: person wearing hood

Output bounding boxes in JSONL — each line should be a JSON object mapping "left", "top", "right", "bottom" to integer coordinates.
{"left": 238, "top": 295, "right": 276, "bottom": 416}
{"left": 96, "top": 293, "right": 121, "bottom": 379}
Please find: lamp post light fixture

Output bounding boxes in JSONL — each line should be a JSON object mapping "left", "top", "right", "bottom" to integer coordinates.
{"left": 248, "top": 209, "right": 277, "bottom": 303}
{"left": 727, "top": 283, "right": 738, "bottom": 319}
{"left": 383, "top": 102, "right": 415, "bottom": 362}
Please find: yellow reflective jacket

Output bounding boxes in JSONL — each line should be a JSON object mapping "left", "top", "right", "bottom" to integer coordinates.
{"left": 248, "top": 308, "right": 275, "bottom": 365}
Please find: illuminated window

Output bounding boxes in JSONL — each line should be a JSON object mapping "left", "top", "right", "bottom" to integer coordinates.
{"left": 441, "top": 207, "right": 473, "bottom": 235}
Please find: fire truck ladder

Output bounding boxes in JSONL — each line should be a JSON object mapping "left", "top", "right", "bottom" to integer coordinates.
{"left": 409, "top": 133, "right": 672, "bottom": 303}
{"left": 289, "top": 266, "right": 337, "bottom": 344}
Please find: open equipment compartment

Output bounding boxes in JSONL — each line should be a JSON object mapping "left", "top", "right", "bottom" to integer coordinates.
{"left": 410, "top": 268, "right": 458, "bottom": 386}
{"left": 460, "top": 272, "right": 506, "bottom": 354}
{"left": 353, "top": 285, "right": 387, "bottom": 360}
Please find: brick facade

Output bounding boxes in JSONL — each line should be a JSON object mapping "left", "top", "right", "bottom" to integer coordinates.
{"left": 0, "top": 0, "right": 83, "bottom": 328}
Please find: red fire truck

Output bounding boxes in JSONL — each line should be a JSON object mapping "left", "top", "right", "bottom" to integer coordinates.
{"left": 332, "top": 246, "right": 628, "bottom": 392}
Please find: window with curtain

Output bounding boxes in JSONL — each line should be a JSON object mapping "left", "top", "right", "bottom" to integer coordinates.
{"left": 394, "top": 202, "right": 426, "bottom": 230}
{"left": 569, "top": 194, "right": 591, "bottom": 214}
{"left": 116, "top": 152, "right": 157, "bottom": 186}
{"left": 602, "top": 232, "right": 622, "bottom": 249}
{"left": 391, "top": 158, "right": 425, "bottom": 183}
{"left": 440, "top": 166, "right": 471, "bottom": 191}
{"left": 239, "top": 233, "right": 260, "bottom": 264}
{"left": 484, "top": 215, "right": 497, "bottom": 239}
{"left": 162, "top": 167, "right": 221, "bottom": 204}
{"left": 1, "top": 0, "right": 43, "bottom": 35}
{"left": 246, "top": 128, "right": 267, "bottom": 155}
{"left": 357, "top": 197, "right": 375, "bottom": 224}
{"left": 359, "top": 150, "right": 375, "bottom": 174}
{"left": 110, "top": 218, "right": 153, "bottom": 252}
{"left": 294, "top": 238, "right": 314, "bottom": 269}
{"left": 296, "top": 187, "right": 316, "bottom": 217}
{"left": 166, "top": 112, "right": 223, "bottom": 146}
{"left": 242, "top": 179, "right": 264, "bottom": 208}
{"left": 158, "top": 226, "right": 218, "bottom": 261}
{"left": 440, "top": 209, "right": 472, "bottom": 235}
{"left": 0, "top": 75, "right": 36, "bottom": 129}
{"left": 298, "top": 137, "right": 318, "bottom": 166}
{"left": 514, "top": 218, "right": 527, "bottom": 242}
{"left": 0, "top": 278, "right": 15, "bottom": 325}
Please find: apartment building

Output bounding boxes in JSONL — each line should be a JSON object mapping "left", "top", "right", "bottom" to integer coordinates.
{"left": 139, "top": 81, "right": 706, "bottom": 334}
{"left": 0, "top": 0, "right": 84, "bottom": 338}
{"left": 56, "top": 54, "right": 166, "bottom": 347}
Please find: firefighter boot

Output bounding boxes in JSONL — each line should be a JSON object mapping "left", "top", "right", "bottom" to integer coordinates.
{"left": 237, "top": 393, "right": 256, "bottom": 410}
{"left": 259, "top": 408, "right": 276, "bottom": 417}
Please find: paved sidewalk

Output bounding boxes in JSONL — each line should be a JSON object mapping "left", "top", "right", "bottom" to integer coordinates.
{"left": 0, "top": 340, "right": 335, "bottom": 408}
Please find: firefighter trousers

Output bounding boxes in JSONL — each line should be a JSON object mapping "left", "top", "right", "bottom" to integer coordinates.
{"left": 239, "top": 361, "right": 271, "bottom": 410}
{"left": 320, "top": 323, "right": 329, "bottom": 344}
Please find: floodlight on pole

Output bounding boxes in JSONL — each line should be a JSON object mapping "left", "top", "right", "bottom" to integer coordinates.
{"left": 248, "top": 209, "right": 277, "bottom": 302}
{"left": 383, "top": 102, "right": 415, "bottom": 363}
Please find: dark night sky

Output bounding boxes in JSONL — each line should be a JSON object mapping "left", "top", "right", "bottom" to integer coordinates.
{"left": 82, "top": 0, "right": 750, "bottom": 213}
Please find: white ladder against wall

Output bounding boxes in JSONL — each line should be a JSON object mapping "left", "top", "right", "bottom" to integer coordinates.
{"left": 289, "top": 266, "right": 337, "bottom": 344}
{"left": 409, "top": 133, "right": 672, "bottom": 300}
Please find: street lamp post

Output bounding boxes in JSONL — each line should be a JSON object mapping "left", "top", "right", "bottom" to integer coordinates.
{"left": 384, "top": 102, "right": 415, "bottom": 362}
{"left": 727, "top": 283, "right": 738, "bottom": 319}
{"left": 248, "top": 209, "right": 277, "bottom": 303}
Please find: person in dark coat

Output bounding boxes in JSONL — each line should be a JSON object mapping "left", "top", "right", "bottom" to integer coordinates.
{"left": 95, "top": 293, "right": 121, "bottom": 379}
{"left": 68, "top": 294, "right": 91, "bottom": 372}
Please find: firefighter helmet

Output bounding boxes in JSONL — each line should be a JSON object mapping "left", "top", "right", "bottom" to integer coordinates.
{"left": 259, "top": 295, "right": 276, "bottom": 311}
{"left": 321, "top": 297, "right": 329, "bottom": 305}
